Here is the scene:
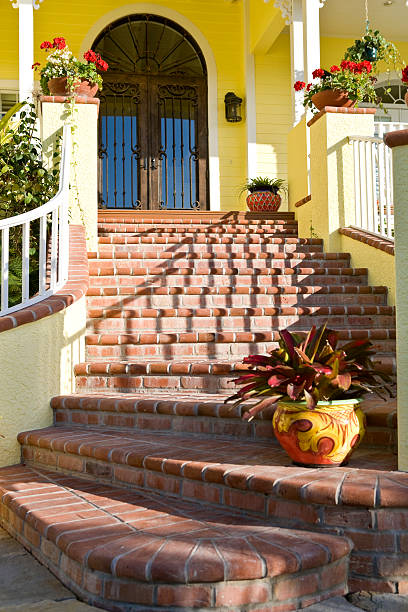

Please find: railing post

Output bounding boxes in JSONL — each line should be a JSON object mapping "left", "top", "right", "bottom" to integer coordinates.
{"left": 306, "top": 107, "right": 376, "bottom": 251}
{"left": 384, "top": 129, "right": 408, "bottom": 472}
{"left": 40, "top": 97, "right": 99, "bottom": 251}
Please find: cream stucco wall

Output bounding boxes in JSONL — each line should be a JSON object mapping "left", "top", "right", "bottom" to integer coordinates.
{"left": 288, "top": 115, "right": 308, "bottom": 209}
{"left": 0, "top": 297, "right": 86, "bottom": 467}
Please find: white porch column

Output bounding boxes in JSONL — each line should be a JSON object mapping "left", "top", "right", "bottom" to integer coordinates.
{"left": 302, "top": 0, "right": 322, "bottom": 84}
{"left": 290, "top": 0, "right": 304, "bottom": 126}
{"left": 10, "top": 0, "right": 43, "bottom": 102}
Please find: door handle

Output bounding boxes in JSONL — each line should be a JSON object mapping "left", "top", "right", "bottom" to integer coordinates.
{"left": 151, "top": 157, "right": 158, "bottom": 170}
{"left": 140, "top": 157, "right": 148, "bottom": 170}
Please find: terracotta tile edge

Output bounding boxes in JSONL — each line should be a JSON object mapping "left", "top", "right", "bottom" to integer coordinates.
{"left": 295, "top": 194, "right": 312, "bottom": 208}
{"left": 339, "top": 227, "right": 395, "bottom": 256}
{"left": 307, "top": 106, "right": 377, "bottom": 128}
{"left": 0, "top": 225, "right": 89, "bottom": 334}
{"left": 383, "top": 129, "right": 408, "bottom": 149}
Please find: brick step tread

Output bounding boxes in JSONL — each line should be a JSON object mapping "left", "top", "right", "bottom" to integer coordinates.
{"left": 87, "top": 316, "right": 396, "bottom": 334}
{"left": 98, "top": 236, "right": 323, "bottom": 246}
{"left": 97, "top": 211, "right": 296, "bottom": 222}
{"left": 0, "top": 465, "right": 349, "bottom": 611}
{"left": 52, "top": 393, "right": 397, "bottom": 436}
{"left": 87, "top": 305, "right": 395, "bottom": 319}
{"left": 88, "top": 265, "right": 368, "bottom": 276}
{"left": 87, "top": 295, "right": 389, "bottom": 308}
{"left": 85, "top": 328, "right": 396, "bottom": 346}
{"left": 97, "top": 235, "right": 304, "bottom": 245}
{"left": 97, "top": 224, "right": 298, "bottom": 233}
{"left": 18, "top": 427, "right": 400, "bottom": 506}
{"left": 89, "top": 252, "right": 348, "bottom": 264}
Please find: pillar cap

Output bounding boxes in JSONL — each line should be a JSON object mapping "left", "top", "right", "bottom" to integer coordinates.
{"left": 383, "top": 129, "right": 408, "bottom": 149}
{"left": 307, "top": 106, "right": 376, "bottom": 128}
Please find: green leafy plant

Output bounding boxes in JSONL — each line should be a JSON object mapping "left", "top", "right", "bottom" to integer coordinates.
{"left": 226, "top": 324, "right": 394, "bottom": 421}
{"left": 295, "top": 61, "right": 380, "bottom": 113}
{"left": 241, "top": 176, "right": 287, "bottom": 195}
{"left": 344, "top": 28, "right": 402, "bottom": 69}
{"left": 35, "top": 36, "right": 108, "bottom": 95}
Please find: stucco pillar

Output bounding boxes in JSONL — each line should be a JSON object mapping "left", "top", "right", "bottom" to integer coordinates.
{"left": 306, "top": 107, "right": 376, "bottom": 251}
{"left": 41, "top": 97, "right": 99, "bottom": 251}
{"left": 10, "top": 0, "right": 43, "bottom": 102}
{"left": 290, "top": 0, "right": 305, "bottom": 126}
{"left": 384, "top": 129, "right": 408, "bottom": 472}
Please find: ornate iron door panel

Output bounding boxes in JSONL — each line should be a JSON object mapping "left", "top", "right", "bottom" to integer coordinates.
{"left": 98, "top": 75, "right": 208, "bottom": 210}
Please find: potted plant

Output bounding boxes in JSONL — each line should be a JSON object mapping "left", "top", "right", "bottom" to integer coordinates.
{"left": 241, "top": 177, "right": 287, "bottom": 212}
{"left": 35, "top": 36, "right": 108, "bottom": 97}
{"left": 295, "top": 61, "right": 380, "bottom": 113}
{"left": 344, "top": 27, "right": 402, "bottom": 68}
{"left": 226, "top": 325, "right": 393, "bottom": 467}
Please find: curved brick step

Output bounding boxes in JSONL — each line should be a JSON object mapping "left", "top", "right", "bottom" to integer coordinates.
{"left": 51, "top": 393, "right": 397, "bottom": 450}
{"left": 97, "top": 211, "right": 296, "bottom": 222}
{"left": 97, "top": 223, "right": 298, "bottom": 233}
{"left": 90, "top": 247, "right": 329, "bottom": 259}
{"left": 98, "top": 235, "right": 323, "bottom": 247}
{"left": 0, "top": 465, "right": 350, "bottom": 611}
{"left": 18, "top": 426, "right": 408, "bottom": 594}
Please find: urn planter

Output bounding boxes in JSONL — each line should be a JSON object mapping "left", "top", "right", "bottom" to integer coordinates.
{"left": 47, "top": 77, "right": 98, "bottom": 98}
{"left": 272, "top": 398, "right": 366, "bottom": 467}
{"left": 311, "top": 89, "right": 355, "bottom": 111}
{"left": 246, "top": 190, "right": 282, "bottom": 212}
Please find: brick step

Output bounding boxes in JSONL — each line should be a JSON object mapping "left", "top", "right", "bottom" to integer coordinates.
{"left": 97, "top": 223, "right": 298, "bottom": 233}
{"left": 86, "top": 284, "right": 389, "bottom": 305}
{"left": 97, "top": 211, "right": 296, "bottom": 223}
{"left": 86, "top": 341, "right": 396, "bottom": 364}
{"left": 98, "top": 235, "right": 323, "bottom": 247}
{"left": 87, "top": 304, "right": 394, "bottom": 320}
{"left": 75, "top": 352, "right": 396, "bottom": 393}
{"left": 90, "top": 251, "right": 343, "bottom": 265}
{"left": 89, "top": 259, "right": 353, "bottom": 272}
{"left": 18, "top": 426, "right": 408, "bottom": 593}
{"left": 97, "top": 234, "right": 302, "bottom": 245}
{"left": 0, "top": 465, "right": 350, "bottom": 611}
{"left": 86, "top": 313, "right": 396, "bottom": 333}
{"left": 89, "top": 275, "right": 370, "bottom": 291}
{"left": 51, "top": 393, "right": 397, "bottom": 450}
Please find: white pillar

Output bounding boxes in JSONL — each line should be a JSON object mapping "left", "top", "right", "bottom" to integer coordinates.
{"left": 290, "top": 0, "right": 304, "bottom": 126}
{"left": 244, "top": 0, "right": 257, "bottom": 179}
{"left": 10, "top": 0, "right": 44, "bottom": 102}
{"left": 302, "top": 0, "right": 321, "bottom": 84}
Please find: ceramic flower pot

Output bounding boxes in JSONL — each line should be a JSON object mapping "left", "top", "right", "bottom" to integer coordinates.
{"left": 311, "top": 89, "right": 355, "bottom": 111}
{"left": 47, "top": 77, "right": 98, "bottom": 97}
{"left": 272, "top": 399, "right": 366, "bottom": 467}
{"left": 246, "top": 190, "right": 281, "bottom": 212}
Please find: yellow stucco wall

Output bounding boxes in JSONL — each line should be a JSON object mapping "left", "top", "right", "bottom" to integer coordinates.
{"left": 0, "top": 298, "right": 86, "bottom": 467}
{"left": 340, "top": 235, "right": 395, "bottom": 306}
{"left": 255, "top": 33, "right": 292, "bottom": 210}
{"left": 0, "top": 6, "right": 18, "bottom": 81}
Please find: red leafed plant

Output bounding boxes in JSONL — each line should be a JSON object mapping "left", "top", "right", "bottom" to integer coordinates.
{"left": 226, "top": 325, "right": 394, "bottom": 421}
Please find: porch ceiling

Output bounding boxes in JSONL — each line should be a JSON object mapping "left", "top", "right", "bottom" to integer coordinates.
{"left": 321, "top": 0, "right": 408, "bottom": 42}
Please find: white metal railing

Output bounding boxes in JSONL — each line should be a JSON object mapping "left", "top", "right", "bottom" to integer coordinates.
{"left": 349, "top": 134, "right": 394, "bottom": 241}
{"left": 0, "top": 126, "right": 71, "bottom": 316}
{"left": 375, "top": 121, "right": 408, "bottom": 138}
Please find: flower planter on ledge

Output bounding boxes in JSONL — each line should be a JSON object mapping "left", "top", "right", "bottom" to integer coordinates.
{"left": 47, "top": 77, "right": 98, "bottom": 98}
{"left": 311, "top": 89, "right": 355, "bottom": 111}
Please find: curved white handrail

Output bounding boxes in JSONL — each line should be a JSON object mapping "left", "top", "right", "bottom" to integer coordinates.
{"left": 0, "top": 125, "right": 72, "bottom": 316}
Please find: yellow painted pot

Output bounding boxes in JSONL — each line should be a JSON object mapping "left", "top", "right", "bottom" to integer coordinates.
{"left": 272, "top": 399, "right": 366, "bottom": 467}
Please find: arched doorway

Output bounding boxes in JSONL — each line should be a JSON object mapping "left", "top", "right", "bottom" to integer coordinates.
{"left": 373, "top": 75, "right": 408, "bottom": 133}
{"left": 93, "top": 14, "right": 209, "bottom": 210}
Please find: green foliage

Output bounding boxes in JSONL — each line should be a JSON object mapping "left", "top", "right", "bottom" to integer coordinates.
{"left": 226, "top": 324, "right": 394, "bottom": 421}
{"left": 241, "top": 176, "right": 287, "bottom": 195}
{"left": 344, "top": 28, "right": 402, "bottom": 69}
{"left": 0, "top": 102, "right": 60, "bottom": 220}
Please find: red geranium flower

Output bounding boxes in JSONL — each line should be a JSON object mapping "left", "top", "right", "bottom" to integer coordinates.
{"left": 306, "top": 83, "right": 312, "bottom": 91}
{"left": 294, "top": 81, "right": 306, "bottom": 91}
{"left": 84, "top": 50, "right": 98, "bottom": 63}
{"left": 53, "top": 37, "right": 66, "bottom": 50}
{"left": 402, "top": 66, "right": 408, "bottom": 84}
{"left": 359, "top": 60, "right": 372, "bottom": 73}
{"left": 40, "top": 41, "right": 52, "bottom": 50}
{"left": 340, "top": 60, "right": 358, "bottom": 72}
{"left": 312, "top": 68, "right": 325, "bottom": 79}
{"left": 96, "top": 59, "right": 109, "bottom": 72}
{"left": 31, "top": 62, "right": 40, "bottom": 70}
{"left": 330, "top": 65, "right": 340, "bottom": 73}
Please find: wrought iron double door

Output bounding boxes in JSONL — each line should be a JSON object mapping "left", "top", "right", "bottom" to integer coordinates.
{"left": 98, "top": 73, "right": 208, "bottom": 210}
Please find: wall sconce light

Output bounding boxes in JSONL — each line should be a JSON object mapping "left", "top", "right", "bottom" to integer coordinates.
{"left": 224, "top": 92, "right": 243, "bottom": 122}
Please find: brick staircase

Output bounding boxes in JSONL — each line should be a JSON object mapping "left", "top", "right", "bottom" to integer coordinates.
{"left": 0, "top": 211, "right": 404, "bottom": 612}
